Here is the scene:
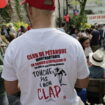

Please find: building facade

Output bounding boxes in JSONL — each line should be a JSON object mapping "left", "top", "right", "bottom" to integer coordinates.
{"left": 55, "top": 0, "right": 66, "bottom": 18}
{"left": 85, "top": 0, "right": 105, "bottom": 14}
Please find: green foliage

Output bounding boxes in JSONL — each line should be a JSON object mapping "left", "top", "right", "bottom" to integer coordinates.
{"left": 80, "top": 23, "right": 91, "bottom": 30}
{"left": 68, "top": 0, "right": 88, "bottom": 30}
{"left": 68, "top": 14, "right": 90, "bottom": 30}
{"left": 0, "top": 6, "right": 11, "bottom": 23}
{"left": 15, "top": 0, "right": 23, "bottom": 21}
{"left": 69, "top": 0, "right": 79, "bottom": 7}
{"left": 13, "top": 22, "right": 28, "bottom": 31}
{"left": 0, "top": 0, "right": 24, "bottom": 23}
{"left": 1, "top": 22, "right": 28, "bottom": 31}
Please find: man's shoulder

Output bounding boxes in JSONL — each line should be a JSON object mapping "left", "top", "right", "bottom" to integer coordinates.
{"left": 55, "top": 29, "right": 78, "bottom": 41}
{"left": 7, "top": 32, "right": 28, "bottom": 51}
{"left": 92, "top": 30, "right": 100, "bottom": 34}
{"left": 54, "top": 30, "right": 81, "bottom": 50}
{"left": 10, "top": 32, "right": 28, "bottom": 45}
{"left": 9, "top": 29, "right": 80, "bottom": 48}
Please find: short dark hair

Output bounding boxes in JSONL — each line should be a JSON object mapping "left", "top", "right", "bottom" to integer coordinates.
{"left": 91, "top": 25, "right": 95, "bottom": 29}
{"left": 85, "top": 29, "right": 92, "bottom": 34}
{"left": 78, "top": 36, "right": 90, "bottom": 49}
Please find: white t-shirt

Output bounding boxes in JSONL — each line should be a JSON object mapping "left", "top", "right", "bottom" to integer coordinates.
{"left": 2, "top": 28, "right": 89, "bottom": 105}
{"left": 84, "top": 47, "right": 93, "bottom": 57}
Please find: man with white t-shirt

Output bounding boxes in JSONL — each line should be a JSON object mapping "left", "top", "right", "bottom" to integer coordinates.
{"left": 2, "top": 0, "right": 89, "bottom": 105}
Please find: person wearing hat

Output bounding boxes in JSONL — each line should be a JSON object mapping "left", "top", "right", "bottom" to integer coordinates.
{"left": 89, "top": 48, "right": 105, "bottom": 78}
{"left": 2, "top": 0, "right": 89, "bottom": 105}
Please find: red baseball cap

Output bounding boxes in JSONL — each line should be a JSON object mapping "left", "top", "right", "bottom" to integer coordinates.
{"left": 22, "top": 0, "right": 55, "bottom": 11}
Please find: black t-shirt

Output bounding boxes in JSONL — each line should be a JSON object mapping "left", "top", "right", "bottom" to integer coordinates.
{"left": 91, "top": 30, "right": 100, "bottom": 46}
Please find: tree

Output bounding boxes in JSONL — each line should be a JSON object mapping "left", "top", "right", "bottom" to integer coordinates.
{"left": 65, "top": 0, "right": 104, "bottom": 30}
{"left": 78, "top": 0, "right": 87, "bottom": 15}
{"left": 0, "top": 2, "right": 12, "bottom": 22}
{"left": 57, "top": 0, "right": 62, "bottom": 27}
{"left": 67, "top": 0, "right": 88, "bottom": 29}
{"left": 77, "top": 0, "right": 103, "bottom": 28}
{"left": 77, "top": 0, "right": 87, "bottom": 28}
{"left": 15, "top": 0, "right": 23, "bottom": 21}
{"left": 66, "top": 0, "right": 69, "bottom": 14}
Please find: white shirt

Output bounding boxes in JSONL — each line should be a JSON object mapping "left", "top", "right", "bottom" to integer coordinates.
{"left": 2, "top": 28, "right": 89, "bottom": 105}
{"left": 85, "top": 47, "right": 93, "bottom": 57}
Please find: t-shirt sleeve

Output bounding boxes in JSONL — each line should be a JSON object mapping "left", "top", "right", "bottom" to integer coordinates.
{"left": 76, "top": 42, "right": 90, "bottom": 79}
{"left": 2, "top": 44, "right": 18, "bottom": 81}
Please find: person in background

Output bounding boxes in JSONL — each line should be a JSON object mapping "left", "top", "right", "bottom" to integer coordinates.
{"left": 0, "top": 35, "right": 7, "bottom": 53}
{"left": 77, "top": 36, "right": 92, "bottom": 104}
{"left": 71, "top": 28, "right": 79, "bottom": 39}
{"left": 91, "top": 25, "right": 100, "bottom": 52}
{"left": 1, "top": 25, "right": 9, "bottom": 41}
{"left": 17, "top": 26, "right": 27, "bottom": 37}
{"left": 0, "top": 34, "right": 20, "bottom": 105}
{"left": 5, "top": 24, "right": 16, "bottom": 42}
{"left": 88, "top": 48, "right": 105, "bottom": 104}
{"left": 8, "top": 23, "right": 17, "bottom": 38}
{"left": 2, "top": 0, "right": 89, "bottom": 105}
{"left": 85, "top": 29, "right": 92, "bottom": 40}
{"left": 69, "top": 25, "right": 76, "bottom": 35}
{"left": 97, "top": 24, "right": 105, "bottom": 47}
{"left": 0, "top": 32, "right": 9, "bottom": 45}
{"left": 78, "top": 36, "right": 92, "bottom": 58}
{"left": 89, "top": 48, "right": 105, "bottom": 79}
{"left": 77, "top": 31, "right": 87, "bottom": 40}
{"left": 57, "top": 22, "right": 66, "bottom": 32}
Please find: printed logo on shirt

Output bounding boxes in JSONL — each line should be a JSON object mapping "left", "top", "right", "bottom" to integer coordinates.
{"left": 27, "top": 49, "right": 67, "bottom": 101}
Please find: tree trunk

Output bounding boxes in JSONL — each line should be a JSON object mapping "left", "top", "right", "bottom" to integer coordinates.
{"left": 58, "top": 0, "right": 62, "bottom": 27}
{"left": 15, "top": 0, "right": 23, "bottom": 21}
{"left": 66, "top": 0, "right": 69, "bottom": 14}
{"left": 77, "top": 0, "right": 87, "bottom": 28}
{"left": 79, "top": 0, "right": 87, "bottom": 16}
{"left": 24, "top": 5, "right": 31, "bottom": 25}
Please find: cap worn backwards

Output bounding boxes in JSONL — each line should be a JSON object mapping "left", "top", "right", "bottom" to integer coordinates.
{"left": 23, "top": 0, "right": 55, "bottom": 11}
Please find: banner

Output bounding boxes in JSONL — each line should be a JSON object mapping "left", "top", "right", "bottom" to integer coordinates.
{"left": 87, "top": 14, "right": 105, "bottom": 24}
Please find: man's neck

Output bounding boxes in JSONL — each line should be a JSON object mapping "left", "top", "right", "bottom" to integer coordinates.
{"left": 31, "top": 16, "right": 54, "bottom": 29}
{"left": 32, "top": 24, "right": 53, "bottom": 29}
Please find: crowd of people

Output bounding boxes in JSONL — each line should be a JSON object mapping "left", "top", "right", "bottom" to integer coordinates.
{"left": 70, "top": 24, "right": 105, "bottom": 78}
{"left": 0, "top": 0, "right": 105, "bottom": 104}
{"left": 0, "top": 22, "right": 105, "bottom": 105}
{"left": 0, "top": 21, "right": 105, "bottom": 105}
{"left": 58, "top": 23, "right": 105, "bottom": 104}
{"left": 0, "top": 23, "right": 30, "bottom": 105}
{"left": 0, "top": 23, "right": 31, "bottom": 43}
